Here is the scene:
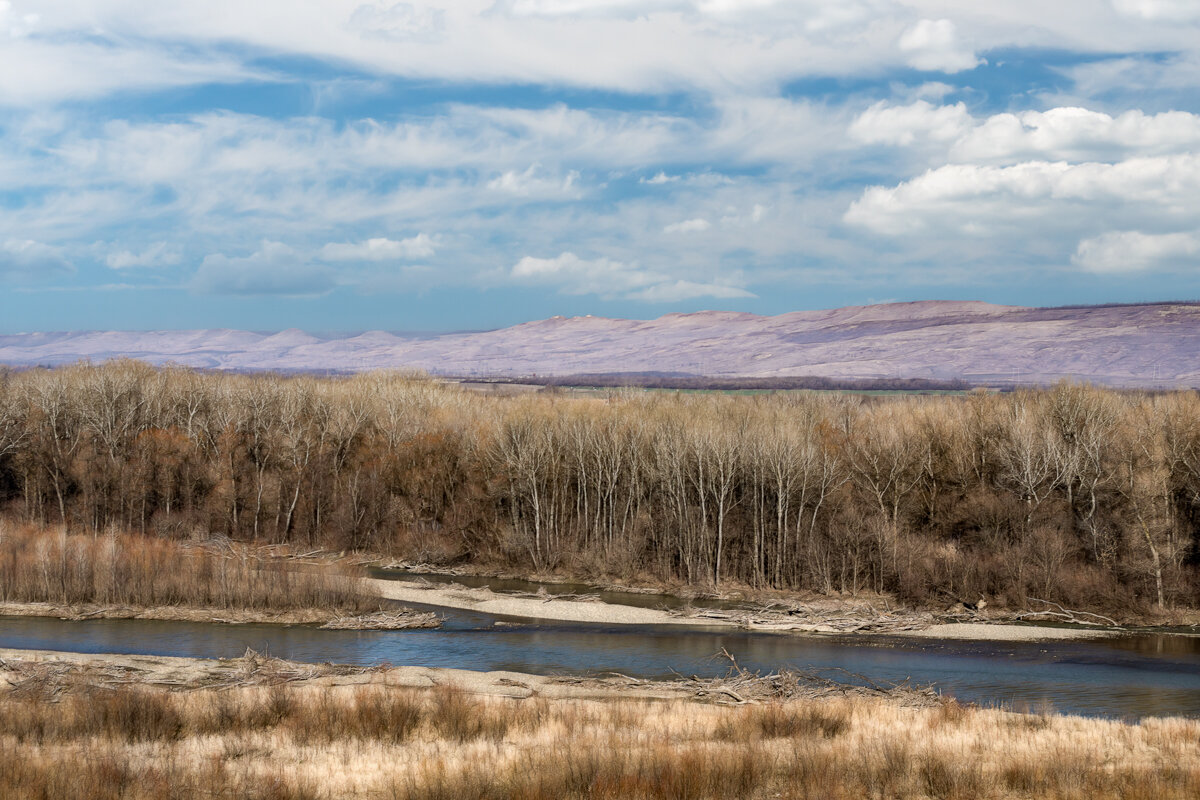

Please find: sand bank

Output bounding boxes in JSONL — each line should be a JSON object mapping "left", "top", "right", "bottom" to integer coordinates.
{"left": 895, "top": 622, "right": 1117, "bottom": 641}
{"left": 367, "top": 578, "right": 1120, "bottom": 641}
{"left": 0, "top": 647, "right": 690, "bottom": 702}
{"left": 367, "top": 578, "right": 735, "bottom": 627}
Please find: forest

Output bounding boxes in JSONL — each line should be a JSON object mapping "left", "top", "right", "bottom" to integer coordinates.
{"left": 0, "top": 361, "right": 1196, "bottom": 616}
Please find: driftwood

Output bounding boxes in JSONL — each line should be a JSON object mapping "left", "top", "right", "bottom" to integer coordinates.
{"left": 670, "top": 602, "right": 936, "bottom": 634}
{"left": 1012, "top": 598, "right": 1121, "bottom": 628}
{"left": 319, "top": 609, "right": 441, "bottom": 630}
{"left": 505, "top": 586, "right": 604, "bottom": 604}
{"left": 671, "top": 650, "right": 940, "bottom": 707}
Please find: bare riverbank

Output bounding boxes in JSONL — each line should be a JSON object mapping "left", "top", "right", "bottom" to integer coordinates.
{"left": 367, "top": 578, "right": 1120, "bottom": 641}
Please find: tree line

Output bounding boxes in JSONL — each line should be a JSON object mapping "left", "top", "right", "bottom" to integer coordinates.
{"left": 0, "top": 361, "right": 1197, "bottom": 614}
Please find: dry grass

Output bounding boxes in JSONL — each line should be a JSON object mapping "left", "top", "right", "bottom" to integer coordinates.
{"left": 0, "top": 666, "right": 1196, "bottom": 799}
{"left": 0, "top": 523, "right": 377, "bottom": 614}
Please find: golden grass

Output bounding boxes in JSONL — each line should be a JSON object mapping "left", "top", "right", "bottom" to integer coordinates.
{"left": 0, "top": 675, "right": 1196, "bottom": 799}
{"left": 0, "top": 522, "right": 375, "bottom": 614}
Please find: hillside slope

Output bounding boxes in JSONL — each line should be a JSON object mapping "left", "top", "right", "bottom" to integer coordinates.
{"left": 1, "top": 301, "right": 1197, "bottom": 387}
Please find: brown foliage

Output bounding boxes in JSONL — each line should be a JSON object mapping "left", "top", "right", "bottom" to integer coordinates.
{"left": 1, "top": 363, "right": 1198, "bottom": 616}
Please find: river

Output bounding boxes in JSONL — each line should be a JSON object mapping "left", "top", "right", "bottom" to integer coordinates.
{"left": 1, "top": 590, "right": 1197, "bottom": 720}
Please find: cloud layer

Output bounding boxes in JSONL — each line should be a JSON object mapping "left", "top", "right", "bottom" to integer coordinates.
{"left": 2, "top": 1, "right": 1200, "bottom": 331}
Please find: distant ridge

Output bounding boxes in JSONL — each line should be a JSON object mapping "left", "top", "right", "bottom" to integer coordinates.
{"left": 1, "top": 301, "right": 1198, "bottom": 388}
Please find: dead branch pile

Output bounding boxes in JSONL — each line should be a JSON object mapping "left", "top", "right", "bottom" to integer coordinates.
{"left": 675, "top": 650, "right": 940, "bottom": 707}
{"left": 320, "top": 609, "right": 441, "bottom": 630}
{"left": 673, "top": 601, "right": 937, "bottom": 634}
{"left": 1012, "top": 598, "right": 1121, "bottom": 628}
{"left": 506, "top": 586, "right": 603, "bottom": 604}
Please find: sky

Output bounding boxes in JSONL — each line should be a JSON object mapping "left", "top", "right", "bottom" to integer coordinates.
{"left": 1, "top": 0, "right": 1199, "bottom": 333}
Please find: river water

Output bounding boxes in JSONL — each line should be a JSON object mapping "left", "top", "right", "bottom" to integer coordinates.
{"left": 1, "top": 596, "right": 1197, "bottom": 720}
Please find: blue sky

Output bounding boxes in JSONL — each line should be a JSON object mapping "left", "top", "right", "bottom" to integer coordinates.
{"left": 1, "top": 0, "right": 1199, "bottom": 333}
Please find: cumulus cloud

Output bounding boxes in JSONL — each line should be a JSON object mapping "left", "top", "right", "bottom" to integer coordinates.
{"left": 849, "top": 100, "right": 972, "bottom": 146}
{"left": 509, "top": 251, "right": 752, "bottom": 301}
{"left": 663, "top": 218, "right": 710, "bottom": 234}
{"left": 951, "top": 107, "right": 1200, "bottom": 164}
{"left": 1072, "top": 230, "right": 1199, "bottom": 273}
{"left": 849, "top": 101, "right": 1200, "bottom": 164}
{"left": 843, "top": 154, "right": 1200, "bottom": 236}
{"left": 897, "top": 19, "right": 981, "bottom": 73}
{"left": 320, "top": 234, "right": 437, "bottom": 261}
{"left": 106, "top": 242, "right": 182, "bottom": 269}
{"left": 191, "top": 242, "right": 334, "bottom": 296}
{"left": 0, "top": 239, "right": 71, "bottom": 277}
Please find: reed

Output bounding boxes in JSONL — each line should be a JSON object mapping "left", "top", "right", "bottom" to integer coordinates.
{"left": 0, "top": 523, "right": 374, "bottom": 613}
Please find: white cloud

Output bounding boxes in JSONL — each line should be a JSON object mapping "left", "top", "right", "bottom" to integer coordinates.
{"left": 627, "top": 279, "right": 754, "bottom": 302}
{"left": 0, "top": 38, "right": 263, "bottom": 107}
{"left": 719, "top": 203, "right": 768, "bottom": 226}
{"left": 7, "top": 1, "right": 1200, "bottom": 310}
{"left": 897, "top": 19, "right": 981, "bottom": 73}
{"left": 913, "top": 81, "right": 955, "bottom": 99}
{"left": 509, "top": 251, "right": 752, "bottom": 301}
{"left": 498, "top": 0, "right": 852, "bottom": 22}
{"left": 843, "top": 154, "right": 1200, "bottom": 236}
{"left": 849, "top": 100, "right": 972, "bottom": 146}
{"left": 1112, "top": 0, "right": 1200, "bottom": 21}
{"left": 106, "top": 242, "right": 181, "bottom": 269}
{"left": 1062, "top": 51, "right": 1200, "bottom": 102}
{"left": 1072, "top": 230, "right": 1199, "bottom": 272}
{"left": 320, "top": 234, "right": 437, "bottom": 261}
{"left": 487, "top": 165, "right": 581, "bottom": 197}
{"left": 951, "top": 107, "right": 1200, "bottom": 163}
{"left": 0, "top": 0, "right": 38, "bottom": 37}
{"left": 663, "top": 218, "right": 710, "bottom": 234}
{"left": 8, "top": 1, "right": 1200, "bottom": 107}
{"left": 348, "top": 2, "right": 445, "bottom": 40}
{"left": 191, "top": 241, "right": 333, "bottom": 296}
{"left": 850, "top": 101, "right": 1200, "bottom": 164}
{"left": 0, "top": 238, "right": 71, "bottom": 277}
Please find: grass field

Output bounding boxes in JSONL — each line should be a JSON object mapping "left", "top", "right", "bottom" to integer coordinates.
{"left": 0, "top": 656, "right": 1196, "bottom": 800}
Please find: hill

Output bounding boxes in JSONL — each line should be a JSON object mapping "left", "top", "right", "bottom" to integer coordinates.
{"left": 1, "top": 301, "right": 1197, "bottom": 388}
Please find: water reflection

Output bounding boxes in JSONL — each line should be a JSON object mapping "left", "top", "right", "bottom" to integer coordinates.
{"left": 1, "top": 609, "right": 1197, "bottom": 721}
